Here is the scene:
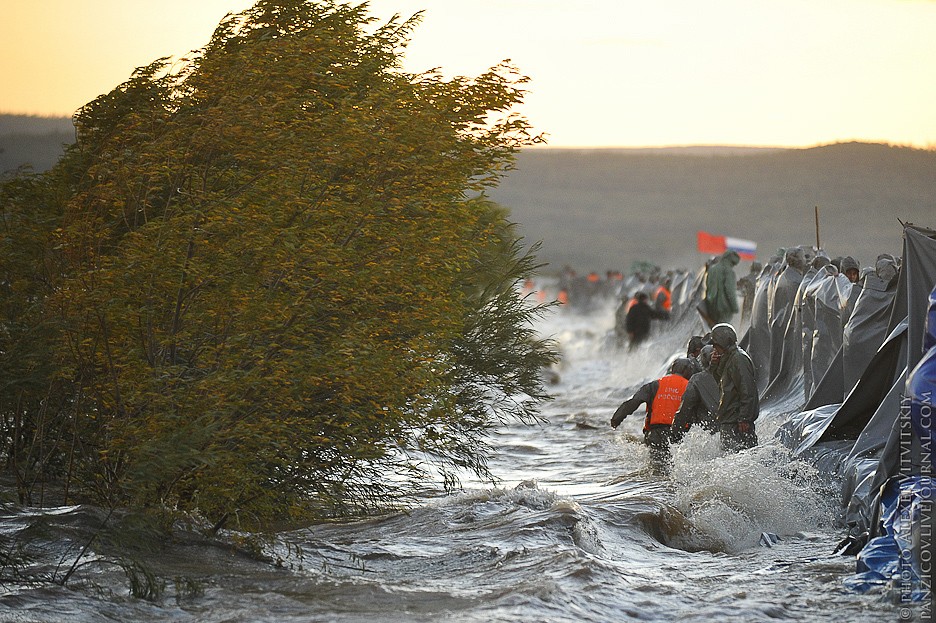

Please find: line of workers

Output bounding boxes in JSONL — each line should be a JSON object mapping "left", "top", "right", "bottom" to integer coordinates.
{"left": 610, "top": 322, "right": 759, "bottom": 472}
{"left": 614, "top": 279, "right": 673, "bottom": 350}
{"left": 520, "top": 266, "right": 679, "bottom": 317}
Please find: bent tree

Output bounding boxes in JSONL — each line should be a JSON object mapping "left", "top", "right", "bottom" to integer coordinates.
{"left": 0, "top": 0, "right": 555, "bottom": 527}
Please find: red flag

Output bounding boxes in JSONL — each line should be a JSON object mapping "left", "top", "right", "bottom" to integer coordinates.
{"left": 697, "top": 231, "right": 757, "bottom": 260}
{"left": 697, "top": 231, "right": 726, "bottom": 255}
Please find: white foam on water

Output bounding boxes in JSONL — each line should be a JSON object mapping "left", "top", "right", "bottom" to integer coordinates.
{"left": 669, "top": 430, "right": 836, "bottom": 553}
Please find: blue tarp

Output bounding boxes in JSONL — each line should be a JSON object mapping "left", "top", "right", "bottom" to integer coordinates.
{"left": 844, "top": 476, "right": 933, "bottom": 600}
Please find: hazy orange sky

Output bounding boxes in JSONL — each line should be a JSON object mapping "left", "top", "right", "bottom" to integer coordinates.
{"left": 2, "top": 0, "right": 935, "bottom": 148}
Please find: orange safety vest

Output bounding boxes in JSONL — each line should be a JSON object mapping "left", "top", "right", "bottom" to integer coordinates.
{"left": 646, "top": 373, "right": 689, "bottom": 429}
{"left": 654, "top": 285, "right": 672, "bottom": 311}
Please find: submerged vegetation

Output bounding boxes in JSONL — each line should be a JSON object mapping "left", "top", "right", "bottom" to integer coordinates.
{"left": 0, "top": 0, "right": 556, "bottom": 531}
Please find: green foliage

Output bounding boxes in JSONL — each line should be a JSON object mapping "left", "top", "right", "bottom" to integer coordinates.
{"left": 0, "top": 167, "right": 76, "bottom": 506}
{"left": 0, "top": 0, "right": 555, "bottom": 528}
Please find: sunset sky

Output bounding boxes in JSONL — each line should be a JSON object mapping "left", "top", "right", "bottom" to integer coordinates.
{"left": 2, "top": 0, "right": 935, "bottom": 148}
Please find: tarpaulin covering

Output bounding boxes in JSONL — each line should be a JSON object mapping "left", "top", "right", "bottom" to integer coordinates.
{"left": 807, "top": 268, "right": 852, "bottom": 401}
{"left": 772, "top": 225, "right": 936, "bottom": 535}
{"left": 748, "top": 261, "right": 780, "bottom": 393}
{"left": 843, "top": 476, "right": 933, "bottom": 600}
{"left": 766, "top": 262, "right": 805, "bottom": 389}
{"left": 747, "top": 225, "right": 936, "bottom": 606}
{"left": 842, "top": 267, "right": 898, "bottom": 393}
{"left": 769, "top": 266, "right": 817, "bottom": 398}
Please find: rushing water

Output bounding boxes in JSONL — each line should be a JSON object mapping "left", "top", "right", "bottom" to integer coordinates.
{"left": 0, "top": 301, "right": 904, "bottom": 622}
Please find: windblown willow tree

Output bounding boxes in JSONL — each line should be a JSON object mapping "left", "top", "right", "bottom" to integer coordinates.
{"left": 0, "top": 0, "right": 555, "bottom": 527}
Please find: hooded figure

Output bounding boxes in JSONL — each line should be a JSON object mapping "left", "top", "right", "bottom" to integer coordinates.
{"left": 704, "top": 250, "right": 741, "bottom": 325}
{"left": 710, "top": 323, "right": 759, "bottom": 452}
{"left": 748, "top": 255, "right": 781, "bottom": 393}
{"left": 840, "top": 256, "right": 861, "bottom": 284}
{"left": 808, "top": 263, "right": 851, "bottom": 399}
{"left": 672, "top": 345, "right": 720, "bottom": 440}
{"left": 737, "top": 260, "right": 763, "bottom": 327}
{"left": 799, "top": 253, "right": 831, "bottom": 400}
{"left": 767, "top": 247, "right": 808, "bottom": 384}
{"left": 841, "top": 254, "right": 900, "bottom": 393}
{"left": 686, "top": 335, "right": 705, "bottom": 375}
{"left": 875, "top": 254, "right": 899, "bottom": 286}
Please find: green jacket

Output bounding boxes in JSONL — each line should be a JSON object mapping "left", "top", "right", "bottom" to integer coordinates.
{"left": 714, "top": 344, "right": 759, "bottom": 424}
{"left": 705, "top": 251, "right": 741, "bottom": 324}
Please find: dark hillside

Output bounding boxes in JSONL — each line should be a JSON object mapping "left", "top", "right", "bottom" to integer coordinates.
{"left": 3, "top": 116, "right": 933, "bottom": 274}
{"left": 0, "top": 114, "right": 74, "bottom": 175}
{"left": 489, "top": 143, "right": 936, "bottom": 274}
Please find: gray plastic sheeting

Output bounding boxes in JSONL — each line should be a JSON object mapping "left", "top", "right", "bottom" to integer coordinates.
{"left": 776, "top": 403, "right": 840, "bottom": 456}
{"left": 748, "top": 261, "right": 780, "bottom": 393}
{"left": 806, "top": 269, "right": 852, "bottom": 401}
{"left": 767, "top": 266, "right": 819, "bottom": 402}
{"left": 819, "top": 321, "right": 908, "bottom": 443}
{"left": 889, "top": 226, "right": 936, "bottom": 372}
{"left": 803, "top": 344, "right": 845, "bottom": 412}
{"left": 775, "top": 225, "right": 936, "bottom": 534}
{"left": 841, "top": 271, "right": 898, "bottom": 393}
{"left": 840, "top": 457, "right": 880, "bottom": 532}
{"left": 767, "top": 264, "right": 805, "bottom": 386}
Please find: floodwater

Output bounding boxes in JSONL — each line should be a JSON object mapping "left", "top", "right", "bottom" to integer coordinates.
{"left": 0, "top": 300, "right": 905, "bottom": 622}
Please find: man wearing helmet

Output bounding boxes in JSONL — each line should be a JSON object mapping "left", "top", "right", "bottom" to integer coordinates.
{"left": 710, "top": 322, "right": 759, "bottom": 452}
{"left": 610, "top": 357, "right": 696, "bottom": 472}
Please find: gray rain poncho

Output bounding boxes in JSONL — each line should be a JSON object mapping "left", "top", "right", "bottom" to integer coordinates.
{"left": 766, "top": 247, "right": 808, "bottom": 387}
{"left": 799, "top": 254, "right": 832, "bottom": 400}
{"left": 841, "top": 255, "right": 900, "bottom": 393}
{"left": 807, "top": 265, "right": 852, "bottom": 399}
{"left": 748, "top": 255, "right": 782, "bottom": 392}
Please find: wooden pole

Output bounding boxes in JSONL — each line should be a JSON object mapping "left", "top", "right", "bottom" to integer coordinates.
{"left": 814, "top": 205, "right": 821, "bottom": 250}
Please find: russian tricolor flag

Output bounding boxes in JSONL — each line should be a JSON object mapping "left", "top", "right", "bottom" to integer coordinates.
{"left": 697, "top": 231, "right": 757, "bottom": 260}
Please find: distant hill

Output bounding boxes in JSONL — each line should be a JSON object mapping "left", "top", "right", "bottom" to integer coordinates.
{"left": 0, "top": 114, "right": 74, "bottom": 175}
{"left": 489, "top": 143, "right": 936, "bottom": 274}
{"left": 3, "top": 115, "right": 933, "bottom": 274}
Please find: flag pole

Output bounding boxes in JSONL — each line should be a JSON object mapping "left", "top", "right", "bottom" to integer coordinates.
{"left": 814, "top": 205, "right": 821, "bottom": 250}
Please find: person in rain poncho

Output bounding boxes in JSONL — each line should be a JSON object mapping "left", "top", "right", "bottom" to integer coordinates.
{"left": 766, "top": 246, "right": 810, "bottom": 385}
{"left": 737, "top": 261, "right": 762, "bottom": 327}
{"left": 671, "top": 345, "right": 720, "bottom": 441}
{"left": 710, "top": 323, "right": 759, "bottom": 452}
{"left": 704, "top": 250, "right": 741, "bottom": 325}
{"left": 748, "top": 253, "right": 782, "bottom": 393}
{"left": 840, "top": 256, "right": 861, "bottom": 284}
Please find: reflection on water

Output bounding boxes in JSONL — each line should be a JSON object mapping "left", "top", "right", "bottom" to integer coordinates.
{"left": 0, "top": 302, "right": 900, "bottom": 622}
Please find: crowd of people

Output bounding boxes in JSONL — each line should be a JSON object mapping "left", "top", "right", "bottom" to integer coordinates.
{"left": 519, "top": 245, "right": 892, "bottom": 474}
{"left": 610, "top": 322, "right": 758, "bottom": 473}
{"left": 603, "top": 244, "right": 888, "bottom": 474}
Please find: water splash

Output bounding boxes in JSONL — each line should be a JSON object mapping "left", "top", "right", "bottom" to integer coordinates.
{"left": 668, "top": 431, "right": 837, "bottom": 553}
